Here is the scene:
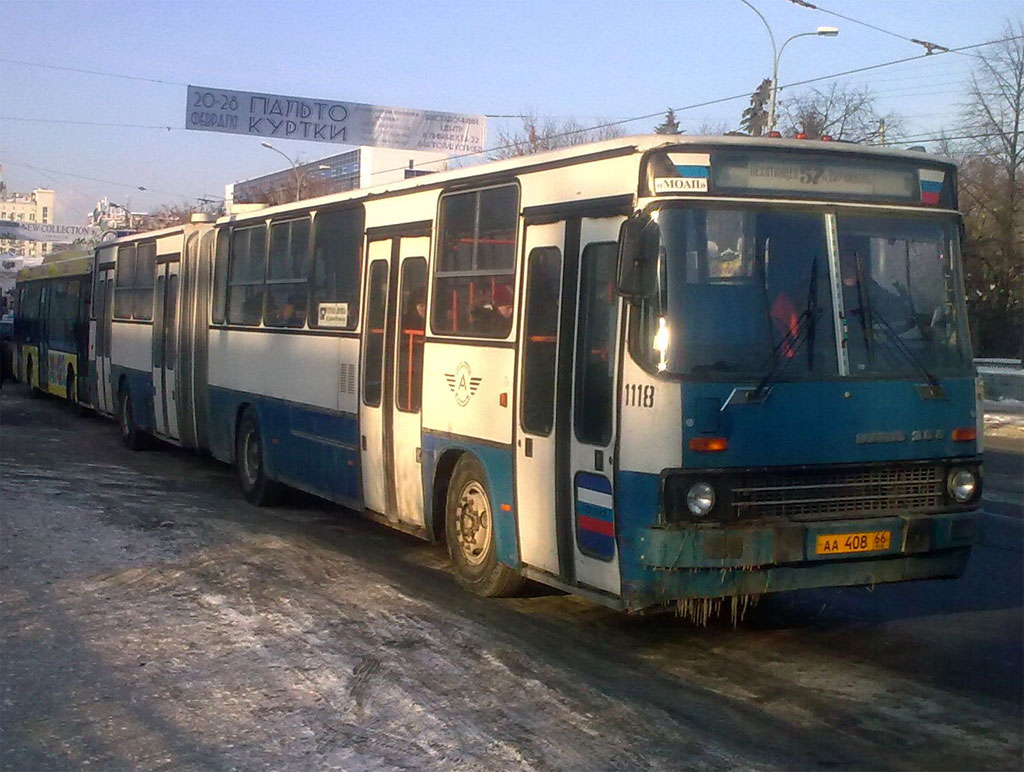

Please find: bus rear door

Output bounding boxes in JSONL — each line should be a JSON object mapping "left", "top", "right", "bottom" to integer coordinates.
{"left": 152, "top": 258, "right": 180, "bottom": 440}
{"left": 94, "top": 266, "right": 115, "bottom": 415}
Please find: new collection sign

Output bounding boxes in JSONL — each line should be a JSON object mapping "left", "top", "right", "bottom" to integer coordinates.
{"left": 0, "top": 221, "right": 99, "bottom": 243}
{"left": 186, "top": 85, "right": 487, "bottom": 154}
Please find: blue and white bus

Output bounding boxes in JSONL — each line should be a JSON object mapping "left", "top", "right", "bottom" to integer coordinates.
{"left": 80, "top": 135, "right": 980, "bottom": 611}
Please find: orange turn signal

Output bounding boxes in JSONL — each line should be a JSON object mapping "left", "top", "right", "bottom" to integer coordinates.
{"left": 689, "top": 437, "right": 728, "bottom": 452}
{"left": 952, "top": 427, "right": 977, "bottom": 442}
{"left": 499, "top": 392, "right": 508, "bottom": 407}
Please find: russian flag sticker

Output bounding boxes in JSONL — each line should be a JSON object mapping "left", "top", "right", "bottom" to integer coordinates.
{"left": 920, "top": 169, "right": 944, "bottom": 205}
{"left": 575, "top": 473, "right": 616, "bottom": 561}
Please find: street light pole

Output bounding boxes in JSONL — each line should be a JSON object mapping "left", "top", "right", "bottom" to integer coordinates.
{"left": 260, "top": 141, "right": 302, "bottom": 201}
{"left": 768, "top": 27, "right": 839, "bottom": 132}
{"left": 738, "top": 0, "right": 838, "bottom": 133}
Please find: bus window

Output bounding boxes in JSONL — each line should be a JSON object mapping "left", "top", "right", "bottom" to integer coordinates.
{"left": 574, "top": 242, "right": 618, "bottom": 446}
{"left": 521, "top": 247, "right": 562, "bottom": 435}
{"left": 114, "top": 244, "right": 136, "bottom": 319}
{"left": 265, "top": 217, "right": 311, "bottom": 328}
{"left": 396, "top": 257, "right": 427, "bottom": 413}
{"left": 363, "top": 260, "right": 388, "bottom": 407}
{"left": 310, "top": 207, "right": 363, "bottom": 329}
{"left": 227, "top": 224, "right": 267, "bottom": 326}
{"left": 432, "top": 185, "right": 518, "bottom": 337}
{"left": 212, "top": 227, "right": 229, "bottom": 324}
{"left": 134, "top": 242, "right": 156, "bottom": 320}
{"left": 66, "top": 280, "right": 81, "bottom": 347}
{"left": 48, "top": 280, "right": 68, "bottom": 348}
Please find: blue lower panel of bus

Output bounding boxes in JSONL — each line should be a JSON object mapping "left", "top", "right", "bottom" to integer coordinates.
{"left": 110, "top": 365, "right": 155, "bottom": 434}
{"left": 420, "top": 433, "right": 519, "bottom": 569}
{"left": 207, "top": 386, "right": 361, "bottom": 507}
{"left": 615, "top": 470, "right": 975, "bottom": 609}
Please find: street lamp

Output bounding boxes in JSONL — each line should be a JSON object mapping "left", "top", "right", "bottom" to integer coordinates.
{"left": 738, "top": 1, "right": 838, "bottom": 133}
{"left": 769, "top": 27, "right": 839, "bottom": 132}
{"left": 260, "top": 141, "right": 331, "bottom": 201}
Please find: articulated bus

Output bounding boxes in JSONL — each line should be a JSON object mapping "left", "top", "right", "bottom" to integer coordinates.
{"left": 18, "top": 135, "right": 983, "bottom": 612}
{"left": 13, "top": 250, "right": 93, "bottom": 402}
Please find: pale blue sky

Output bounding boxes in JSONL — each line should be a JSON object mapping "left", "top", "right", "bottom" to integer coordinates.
{"left": 1, "top": 0, "right": 1020, "bottom": 222}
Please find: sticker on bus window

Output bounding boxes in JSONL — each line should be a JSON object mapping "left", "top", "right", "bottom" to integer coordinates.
{"left": 654, "top": 177, "right": 708, "bottom": 193}
{"left": 318, "top": 302, "right": 349, "bottom": 328}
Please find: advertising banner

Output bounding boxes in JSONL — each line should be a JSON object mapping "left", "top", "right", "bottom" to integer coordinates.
{"left": 0, "top": 221, "right": 99, "bottom": 243}
{"left": 186, "top": 85, "right": 486, "bottom": 154}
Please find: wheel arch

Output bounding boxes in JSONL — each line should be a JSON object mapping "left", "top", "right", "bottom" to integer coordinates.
{"left": 430, "top": 447, "right": 467, "bottom": 543}
{"left": 232, "top": 401, "right": 255, "bottom": 464}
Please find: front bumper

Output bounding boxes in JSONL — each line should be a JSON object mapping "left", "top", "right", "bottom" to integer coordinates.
{"left": 623, "top": 511, "right": 976, "bottom": 607}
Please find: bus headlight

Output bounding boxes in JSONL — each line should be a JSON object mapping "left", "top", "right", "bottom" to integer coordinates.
{"left": 686, "top": 482, "right": 716, "bottom": 517}
{"left": 947, "top": 469, "right": 977, "bottom": 503}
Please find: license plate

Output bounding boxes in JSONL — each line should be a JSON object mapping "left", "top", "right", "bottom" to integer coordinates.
{"left": 815, "top": 531, "right": 892, "bottom": 555}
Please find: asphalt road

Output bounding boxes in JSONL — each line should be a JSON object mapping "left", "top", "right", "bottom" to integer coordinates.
{"left": 1, "top": 386, "right": 1021, "bottom": 771}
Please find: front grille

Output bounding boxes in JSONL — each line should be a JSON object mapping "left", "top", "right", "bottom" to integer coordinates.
{"left": 729, "top": 464, "right": 945, "bottom": 521}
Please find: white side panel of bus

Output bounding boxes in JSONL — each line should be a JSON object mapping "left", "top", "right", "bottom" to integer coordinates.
{"left": 392, "top": 237, "right": 429, "bottom": 528}
{"left": 421, "top": 343, "right": 515, "bottom": 446}
{"left": 618, "top": 356, "right": 682, "bottom": 474}
{"left": 570, "top": 216, "right": 624, "bottom": 596}
{"left": 515, "top": 222, "right": 565, "bottom": 575}
{"left": 207, "top": 331, "right": 345, "bottom": 411}
{"left": 111, "top": 321, "right": 152, "bottom": 373}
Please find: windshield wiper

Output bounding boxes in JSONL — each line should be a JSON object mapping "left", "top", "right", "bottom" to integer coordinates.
{"left": 750, "top": 258, "right": 822, "bottom": 401}
{"left": 864, "top": 308, "right": 946, "bottom": 398}
{"left": 847, "top": 254, "right": 944, "bottom": 398}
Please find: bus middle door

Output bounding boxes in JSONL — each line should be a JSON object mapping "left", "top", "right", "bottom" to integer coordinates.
{"left": 359, "top": 231, "right": 429, "bottom": 528}
{"left": 152, "top": 258, "right": 180, "bottom": 440}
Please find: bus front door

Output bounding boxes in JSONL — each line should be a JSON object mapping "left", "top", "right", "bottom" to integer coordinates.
{"left": 359, "top": 233, "right": 429, "bottom": 529}
{"left": 515, "top": 216, "right": 623, "bottom": 596}
{"left": 152, "top": 260, "right": 180, "bottom": 441}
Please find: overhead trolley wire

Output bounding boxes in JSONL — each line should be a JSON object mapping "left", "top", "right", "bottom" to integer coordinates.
{"left": 2, "top": 35, "right": 1019, "bottom": 200}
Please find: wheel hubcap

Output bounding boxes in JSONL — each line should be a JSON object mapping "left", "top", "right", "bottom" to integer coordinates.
{"left": 243, "top": 431, "right": 260, "bottom": 487}
{"left": 455, "top": 481, "right": 491, "bottom": 566}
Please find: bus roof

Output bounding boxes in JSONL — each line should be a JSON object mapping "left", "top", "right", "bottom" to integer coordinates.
{"left": 17, "top": 253, "right": 93, "bottom": 282}
{"left": 219, "top": 133, "right": 955, "bottom": 225}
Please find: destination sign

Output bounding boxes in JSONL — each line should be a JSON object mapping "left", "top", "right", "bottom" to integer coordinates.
{"left": 185, "top": 85, "right": 487, "bottom": 154}
{"left": 713, "top": 157, "right": 917, "bottom": 200}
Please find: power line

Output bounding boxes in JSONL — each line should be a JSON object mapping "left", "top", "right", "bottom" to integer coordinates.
{"left": 4, "top": 35, "right": 1017, "bottom": 204}
{"left": 784, "top": 0, "right": 951, "bottom": 54}
{"left": 0, "top": 56, "right": 188, "bottom": 87}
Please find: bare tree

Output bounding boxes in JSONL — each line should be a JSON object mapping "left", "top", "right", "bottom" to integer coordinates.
{"left": 778, "top": 82, "right": 903, "bottom": 142}
{"left": 490, "top": 112, "right": 624, "bottom": 159}
{"left": 946, "top": 21, "right": 1024, "bottom": 358}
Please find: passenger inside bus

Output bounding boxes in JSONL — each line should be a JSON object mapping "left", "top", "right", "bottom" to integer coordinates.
{"left": 470, "top": 282, "right": 513, "bottom": 335}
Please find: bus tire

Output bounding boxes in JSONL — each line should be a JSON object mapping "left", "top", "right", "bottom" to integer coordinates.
{"left": 118, "top": 386, "right": 148, "bottom": 451}
{"left": 445, "top": 455, "right": 524, "bottom": 598}
{"left": 27, "top": 357, "right": 42, "bottom": 398}
{"left": 66, "top": 367, "right": 84, "bottom": 415}
{"left": 235, "top": 408, "right": 284, "bottom": 507}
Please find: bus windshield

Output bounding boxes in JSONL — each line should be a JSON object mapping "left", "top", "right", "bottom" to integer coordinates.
{"left": 837, "top": 214, "right": 971, "bottom": 376}
{"left": 631, "top": 206, "right": 971, "bottom": 379}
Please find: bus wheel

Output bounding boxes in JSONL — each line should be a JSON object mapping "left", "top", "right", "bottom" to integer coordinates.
{"left": 445, "top": 455, "right": 525, "bottom": 597}
{"left": 118, "top": 387, "right": 148, "bottom": 451}
{"left": 236, "top": 408, "right": 284, "bottom": 506}
{"left": 66, "top": 367, "right": 83, "bottom": 415}
{"left": 27, "top": 357, "right": 41, "bottom": 398}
